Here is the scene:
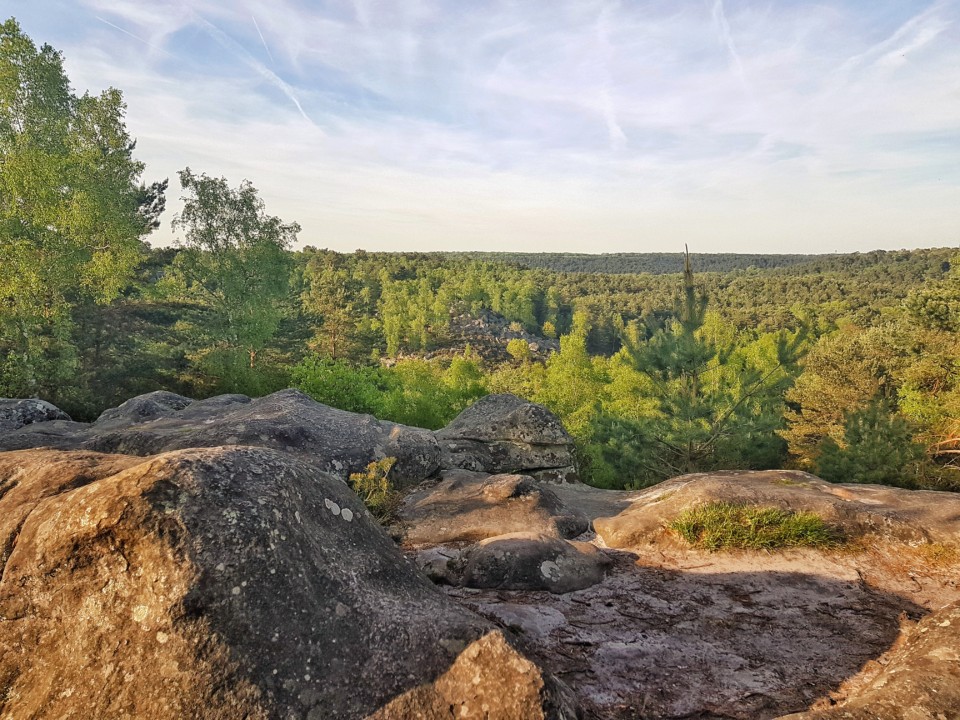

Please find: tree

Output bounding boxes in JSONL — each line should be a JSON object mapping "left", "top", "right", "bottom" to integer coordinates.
{"left": 168, "top": 169, "right": 297, "bottom": 384}
{"left": 781, "top": 325, "right": 905, "bottom": 466}
{"left": 618, "top": 249, "right": 804, "bottom": 484}
{"left": 815, "top": 400, "right": 925, "bottom": 487}
{"left": 0, "top": 18, "right": 161, "bottom": 400}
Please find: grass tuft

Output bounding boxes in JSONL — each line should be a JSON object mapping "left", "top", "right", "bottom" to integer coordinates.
{"left": 669, "top": 501, "right": 839, "bottom": 550}
{"left": 349, "top": 457, "right": 402, "bottom": 525}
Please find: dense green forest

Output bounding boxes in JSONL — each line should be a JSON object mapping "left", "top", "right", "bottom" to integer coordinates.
{"left": 2, "top": 18, "right": 959, "bottom": 492}
{"left": 447, "top": 251, "right": 822, "bottom": 275}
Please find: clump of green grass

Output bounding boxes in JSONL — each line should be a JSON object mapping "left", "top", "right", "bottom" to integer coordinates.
{"left": 349, "top": 457, "right": 402, "bottom": 524}
{"left": 669, "top": 502, "right": 838, "bottom": 550}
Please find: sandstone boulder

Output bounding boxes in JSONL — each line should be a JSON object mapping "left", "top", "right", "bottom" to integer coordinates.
{"left": 594, "top": 470, "right": 960, "bottom": 549}
{"left": 92, "top": 389, "right": 196, "bottom": 429}
{"left": 436, "top": 394, "right": 578, "bottom": 482}
{"left": 0, "top": 447, "right": 579, "bottom": 719}
{"left": 0, "top": 389, "right": 440, "bottom": 487}
{"left": 0, "top": 397, "right": 71, "bottom": 431}
{"left": 399, "top": 470, "right": 590, "bottom": 546}
{"left": 442, "top": 532, "right": 611, "bottom": 594}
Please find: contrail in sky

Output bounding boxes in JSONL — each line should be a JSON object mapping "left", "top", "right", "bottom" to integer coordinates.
{"left": 251, "top": 15, "right": 275, "bottom": 65}
{"left": 194, "top": 14, "right": 312, "bottom": 123}
{"left": 95, "top": 15, "right": 172, "bottom": 56}
{"left": 711, "top": 0, "right": 750, "bottom": 96}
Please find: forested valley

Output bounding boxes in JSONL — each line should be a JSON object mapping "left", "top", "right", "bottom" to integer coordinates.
{"left": 3, "top": 17, "right": 960, "bottom": 492}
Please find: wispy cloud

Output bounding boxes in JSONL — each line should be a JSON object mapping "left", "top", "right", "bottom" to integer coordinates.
{"left": 711, "top": 0, "right": 750, "bottom": 97}
{"left": 12, "top": 0, "right": 960, "bottom": 253}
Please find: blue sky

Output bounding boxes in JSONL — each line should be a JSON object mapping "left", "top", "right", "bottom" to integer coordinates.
{"left": 13, "top": 0, "right": 960, "bottom": 252}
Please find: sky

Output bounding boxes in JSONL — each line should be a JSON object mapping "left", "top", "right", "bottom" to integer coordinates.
{"left": 11, "top": 0, "right": 960, "bottom": 253}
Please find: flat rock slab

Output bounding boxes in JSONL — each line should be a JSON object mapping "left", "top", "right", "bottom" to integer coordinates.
{"left": 446, "top": 547, "right": 949, "bottom": 719}
{"left": 0, "top": 447, "right": 578, "bottom": 719}
{"left": 593, "top": 470, "right": 960, "bottom": 548}
{"left": 399, "top": 470, "right": 590, "bottom": 546}
{"left": 0, "top": 389, "right": 440, "bottom": 487}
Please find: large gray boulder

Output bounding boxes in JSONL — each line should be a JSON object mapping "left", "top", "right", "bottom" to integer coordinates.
{"left": 399, "top": 469, "right": 590, "bottom": 546}
{"left": 419, "top": 532, "right": 611, "bottom": 594}
{"left": 0, "top": 397, "right": 71, "bottom": 431}
{"left": 0, "top": 447, "right": 580, "bottom": 720}
{"left": 0, "top": 389, "right": 440, "bottom": 487}
{"left": 436, "top": 394, "right": 579, "bottom": 482}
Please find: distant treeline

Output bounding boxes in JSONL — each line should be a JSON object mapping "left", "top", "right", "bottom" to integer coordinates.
{"left": 444, "top": 252, "right": 822, "bottom": 275}
{"left": 441, "top": 249, "right": 954, "bottom": 276}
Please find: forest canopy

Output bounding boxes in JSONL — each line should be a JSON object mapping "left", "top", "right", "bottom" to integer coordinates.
{"left": 2, "top": 19, "right": 958, "bottom": 492}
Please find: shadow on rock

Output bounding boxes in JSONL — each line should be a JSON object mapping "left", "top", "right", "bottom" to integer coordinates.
{"left": 446, "top": 550, "right": 928, "bottom": 720}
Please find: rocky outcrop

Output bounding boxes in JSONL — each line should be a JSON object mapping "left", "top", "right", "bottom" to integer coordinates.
{"left": 0, "top": 389, "right": 439, "bottom": 487}
{"left": 5, "top": 392, "right": 960, "bottom": 719}
{"left": 435, "top": 394, "right": 578, "bottom": 482}
{"left": 0, "top": 398, "right": 71, "bottom": 431}
{"left": 592, "top": 469, "right": 960, "bottom": 549}
{"left": 399, "top": 470, "right": 590, "bottom": 546}
{"left": 418, "top": 533, "right": 611, "bottom": 594}
{"left": 780, "top": 600, "right": 960, "bottom": 720}
{"left": 0, "top": 447, "right": 579, "bottom": 720}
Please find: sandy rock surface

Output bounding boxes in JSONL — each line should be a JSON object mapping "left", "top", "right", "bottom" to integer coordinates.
{"left": 0, "top": 447, "right": 577, "bottom": 720}
{"left": 399, "top": 469, "right": 590, "bottom": 545}
{"left": 588, "top": 469, "right": 960, "bottom": 548}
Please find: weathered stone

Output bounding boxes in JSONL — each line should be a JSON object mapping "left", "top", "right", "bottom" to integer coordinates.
{"left": 457, "top": 532, "right": 611, "bottom": 594}
{"left": 370, "top": 630, "right": 580, "bottom": 719}
{"left": 779, "top": 600, "right": 960, "bottom": 720}
{"left": 92, "top": 389, "right": 194, "bottom": 429}
{"left": 399, "top": 470, "right": 590, "bottom": 546}
{"left": 0, "top": 397, "right": 70, "bottom": 431}
{"left": 0, "top": 389, "right": 440, "bottom": 487}
{"left": 0, "top": 447, "right": 579, "bottom": 719}
{"left": 529, "top": 466, "right": 579, "bottom": 485}
{"left": 436, "top": 394, "right": 579, "bottom": 480}
{"left": 438, "top": 394, "right": 573, "bottom": 445}
{"left": 437, "top": 438, "right": 574, "bottom": 475}
{"left": 593, "top": 470, "right": 960, "bottom": 549}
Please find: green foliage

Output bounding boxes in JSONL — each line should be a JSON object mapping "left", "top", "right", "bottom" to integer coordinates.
{"left": 377, "top": 354, "right": 487, "bottom": 430}
{"left": 0, "top": 18, "right": 159, "bottom": 401}
{"left": 166, "top": 168, "right": 297, "bottom": 387}
{"left": 293, "top": 352, "right": 487, "bottom": 430}
{"left": 613, "top": 253, "right": 805, "bottom": 485}
{"left": 669, "top": 502, "right": 838, "bottom": 550}
{"left": 815, "top": 401, "right": 926, "bottom": 487}
{"left": 506, "top": 338, "right": 531, "bottom": 363}
{"left": 291, "top": 356, "right": 386, "bottom": 415}
{"left": 348, "top": 457, "right": 401, "bottom": 524}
